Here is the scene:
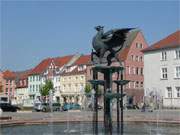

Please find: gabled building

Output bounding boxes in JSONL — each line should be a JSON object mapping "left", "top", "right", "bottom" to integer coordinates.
{"left": 27, "top": 55, "right": 79, "bottom": 104}
{"left": 119, "top": 29, "right": 148, "bottom": 106}
{"left": 142, "top": 30, "right": 180, "bottom": 108}
{"left": 60, "top": 55, "right": 91, "bottom": 105}
{"left": 87, "top": 30, "right": 148, "bottom": 106}
{"left": 15, "top": 69, "right": 31, "bottom": 106}
{"left": 2, "top": 70, "right": 17, "bottom": 98}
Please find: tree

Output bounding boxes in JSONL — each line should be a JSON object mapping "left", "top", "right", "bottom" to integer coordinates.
{"left": 84, "top": 84, "right": 92, "bottom": 94}
{"left": 40, "top": 80, "right": 53, "bottom": 102}
{"left": 84, "top": 84, "right": 102, "bottom": 97}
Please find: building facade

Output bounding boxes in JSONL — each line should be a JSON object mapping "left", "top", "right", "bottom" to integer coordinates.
{"left": 27, "top": 55, "right": 79, "bottom": 105}
{"left": 15, "top": 70, "right": 31, "bottom": 106}
{"left": 120, "top": 30, "right": 148, "bottom": 106}
{"left": 2, "top": 70, "right": 17, "bottom": 98}
{"left": 143, "top": 31, "right": 180, "bottom": 108}
{"left": 60, "top": 55, "right": 91, "bottom": 105}
{"left": 0, "top": 70, "right": 3, "bottom": 94}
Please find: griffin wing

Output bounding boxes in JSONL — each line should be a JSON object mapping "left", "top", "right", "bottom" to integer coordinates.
{"left": 104, "top": 28, "right": 133, "bottom": 48}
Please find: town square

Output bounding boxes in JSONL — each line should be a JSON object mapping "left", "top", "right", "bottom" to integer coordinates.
{"left": 0, "top": 0, "right": 180, "bottom": 135}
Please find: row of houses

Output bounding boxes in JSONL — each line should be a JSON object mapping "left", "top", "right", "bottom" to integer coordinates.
{"left": 0, "top": 30, "right": 179, "bottom": 108}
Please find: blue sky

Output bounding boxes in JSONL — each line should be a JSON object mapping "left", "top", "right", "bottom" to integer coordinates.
{"left": 1, "top": 0, "right": 179, "bottom": 71}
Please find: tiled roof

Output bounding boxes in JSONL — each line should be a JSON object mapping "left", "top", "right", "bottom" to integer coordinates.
{"left": 74, "top": 55, "right": 91, "bottom": 65}
{"left": 16, "top": 69, "right": 32, "bottom": 79}
{"left": 61, "top": 67, "right": 86, "bottom": 76}
{"left": 53, "top": 55, "right": 74, "bottom": 67}
{"left": 118, "top": 30, "right": 140, "bottom": 61}
{"left": 30, "top": 55, "right": 74, "bottom": 75}
{"left": 3, "top": 70, "right": 16, "bottom": 79}
{"left": 142, "top": 30, "right": 180, "bottom": 52}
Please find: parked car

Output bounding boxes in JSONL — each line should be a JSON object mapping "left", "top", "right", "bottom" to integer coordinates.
{"left": 71, "top": 103, "right": 81, "bottom": 110}
{"left": 0, "top": 103, "right": 21, "bottom": 112}
{"left": 62, "top": 103, "right": 71, "bottom": 111}
{"left": 33, "top": 102, "right": 61, "bottom": 112}
{"left": 62, "top": 103, "right": 81, "bottom": 111}
{"left": 88, "top": 103, "right": 103, "bottom": 110}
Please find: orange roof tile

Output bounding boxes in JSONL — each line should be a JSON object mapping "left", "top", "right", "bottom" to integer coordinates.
{"left": 61, "top": 67, "right": 86, "bottom": 76}
{"left": 30, "top": 55, "right": 74, "bottom": 75}
{"left": 142, "top": 30, "right": 180, "bottom": 52}
{"left": 53, "top": 55, "right": 74, "bottom": 67}
{"left": 16, "top": 69, "right": 32, "bottom": 79}
{"left": 74, "top": 55, "right": 91, "bottom": 65}
{"left": 3, "top": 70, "right": 16, "bottom": 79}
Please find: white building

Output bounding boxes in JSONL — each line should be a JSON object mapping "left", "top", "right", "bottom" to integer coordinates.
{"left": 27, "top": 55, "right": 80, "bottom": 105}
{"left": 143, "top": 30, "right": 180, "bottom": 108}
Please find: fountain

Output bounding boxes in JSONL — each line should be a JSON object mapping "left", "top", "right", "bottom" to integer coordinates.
{"left": 89, "top": 26, "right": 133, "bottom": 135}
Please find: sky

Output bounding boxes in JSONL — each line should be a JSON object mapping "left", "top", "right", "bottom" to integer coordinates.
{"left": 1, "top": 0, "right": 179, "bottom": 71}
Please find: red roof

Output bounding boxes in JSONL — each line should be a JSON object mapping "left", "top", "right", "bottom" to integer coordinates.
{"left": 74, "top": 55, "right": 91, "bottom": 65}
{"left": 3, "top": 70, "right": 16, "bottom": 79}
{"left": 61, "top": 67, "right": 86, "bottom": 76}
{"left": 16, "top": 69, "right": 32, "bottom": 79}
{"left": 53, "top": 55, "right": 74, "bottom": 67}
{"left": 30, "top": 55, "right": 74, "bottom": 75}
{"left": 142, "top": 30, "right": 180, "bottom": 52}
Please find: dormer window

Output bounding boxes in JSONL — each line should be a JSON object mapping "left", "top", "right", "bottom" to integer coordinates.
{"left": 78, "top": 65, "right": 84, "bottom": 71}
{"left": 44, "top": 70, "right": 48, "bottom": 75}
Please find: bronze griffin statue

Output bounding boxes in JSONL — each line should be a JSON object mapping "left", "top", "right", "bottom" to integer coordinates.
{"left": 92, "top": 26, "right": 134, "bottom": 66}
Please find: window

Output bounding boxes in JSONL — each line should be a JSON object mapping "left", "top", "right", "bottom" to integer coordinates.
{"left": 136, "top": 67, "right": 139, "bottom": 75}
{"left": 139, "top": 56, "right": 143, "bottom": 62}
{"left": 176, "top": 87, "right": 180, "bottom": 97}
{"left": 161, "top": 51, "right": 167, "bottom": 61}
{"left": 128, "top": 66, "right": 131, "bottom": 74}
{"left": 131, "top": 55, "right": 134, "bottom": 61}
{"left": 136, "top": 43, "right": 138, "bottom": 48}
{"left": 140, "top": 43, "right": 143, "bottom": 49}
{"left": 36, "top": 76, "right": 39, "bottom": 81}
{"left": 167, "top": 87, "right": 172, "bottom": 98}
{"left": 30, "top": 85, "right": 32, "bottom": 92}
{"left": 161, "top": 68, "right": 168, "bottom": 79}
{"left": 135, "top": 56, "right": 138, "bottom": 61}
{"left": 140, "top": 68, "right": 143, "bottom": 75}
{"left": 33, "top": 85, "right": 35, "bottom": 92}
{"left": 6, "top": 88, "right": 8, "bottom": 93}
{"left": 135, "top": 81, "right": 139, "bottom": 88}
{"left": 30, "top": 76, "right": 32, "bottom": 82}
{"left": 36, "top": 85, "right": 38, "bottom": 91}
{"left": 140, "top": 82, "right": 143, "bottom": 88}
{"left": 175, "top": 66, "right": 180, "bottom": 78}
{"left": 175, "top": 49, "right": 180, "bottom": 59}
{"left": 128, "top": 82, "right": 131, "bottom": 88}
{"left": 126, "top": 66, "right": 130, "bottom": 74}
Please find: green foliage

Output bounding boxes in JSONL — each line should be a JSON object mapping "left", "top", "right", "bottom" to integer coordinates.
{"left": 40, "top": 80, "right": 54, "bottom": 96}
{"left": 84, "top": 84, "right": 92, "bottom": 94}
{"left": 84, "top": 84, "right": 102, "bottom": 97}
